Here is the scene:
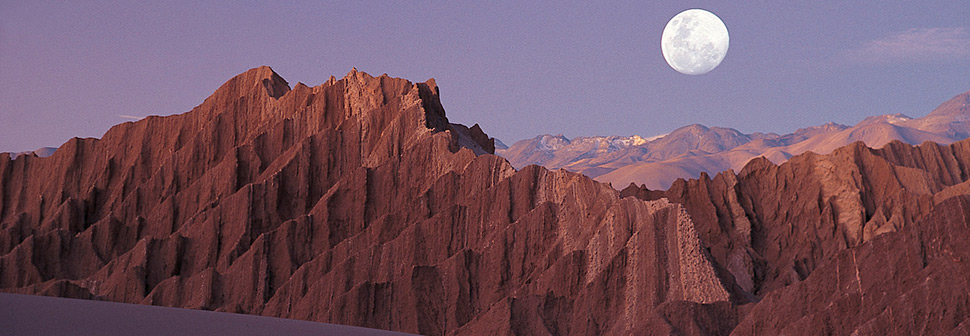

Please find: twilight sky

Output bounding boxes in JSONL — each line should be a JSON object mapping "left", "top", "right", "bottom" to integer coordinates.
{"left": 2, "top": 1, "right": 970, "bottom": 152}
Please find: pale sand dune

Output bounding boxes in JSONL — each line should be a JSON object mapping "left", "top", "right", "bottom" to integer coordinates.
{"left": 0, "top": 293, "right": 413, "bottom": 336}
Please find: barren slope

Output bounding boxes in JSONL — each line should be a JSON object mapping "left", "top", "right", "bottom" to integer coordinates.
{"left": 622, "top": 138, "right": 970, "bottom": 334}
{"left": 0, "top": 67, "right": 735, "bottom": 335}
{"left": 3, "top": 67, "right": 970, "bottom": 335}
{"left": 502, "top": 91, "right": 970, "bottom": 190}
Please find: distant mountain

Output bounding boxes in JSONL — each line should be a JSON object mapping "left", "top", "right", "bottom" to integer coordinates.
{"left": 4, "top": 147, "right": 57, "bottom": 159}
{"left": 499, "top": 90, "right": 970, "bottom": 189}
{"left": 492, "top": 138, "right": 508, "bottom": 150}
{"left": 497, "top": 134, "right": 646, "bottom": 176}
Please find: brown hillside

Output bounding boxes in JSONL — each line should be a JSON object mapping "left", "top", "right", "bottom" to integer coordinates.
{"left": 1, "top": 67, "right": 735, "bottom": 335}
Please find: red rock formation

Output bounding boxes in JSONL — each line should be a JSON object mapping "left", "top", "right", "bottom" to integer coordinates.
{"left": 732, "top": 195, "right": 970, "bottom": 335}
{"left": 4, "top": 66, "right": 970, "bottom": 334}
{"left": 622, "top": 138, "right": 970, "bottom": 334}
{"left": 0, "top": 67, "right": 736, "bottom": 335}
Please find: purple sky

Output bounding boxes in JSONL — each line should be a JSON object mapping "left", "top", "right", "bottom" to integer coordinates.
{"left": 2, "top": 1, "right": 970, "bottom": 152}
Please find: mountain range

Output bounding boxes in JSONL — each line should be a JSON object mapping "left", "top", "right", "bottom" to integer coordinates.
{"left": 499, "top": 90, "right": 970, "bottom": 190}
{"left": 9, "top": 147, "right": 57, "bottom": 159}
{"left": 2, "top": 67, "right": 970, "bottom": 334}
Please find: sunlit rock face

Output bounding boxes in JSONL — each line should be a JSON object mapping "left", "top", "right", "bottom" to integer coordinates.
{"left": 0, "top": 67, "right": 733, "bottom": 335}
{"left": 3, "top": 67, "right": 970, "bottom": 335}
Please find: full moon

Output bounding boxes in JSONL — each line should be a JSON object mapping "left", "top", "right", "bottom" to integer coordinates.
{"left": 661, "top": 9, "right": 729, "bottom": 75}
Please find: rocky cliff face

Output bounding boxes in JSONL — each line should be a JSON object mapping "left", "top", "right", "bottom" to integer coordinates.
{"left": 0, "top": 67, "right": 737, "bottom": 335}
{"left": 3, "top": 67, "right": 969, "bottom": 335}
{"left": 622, "top": 138, "right": 970, "bottom": 334}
